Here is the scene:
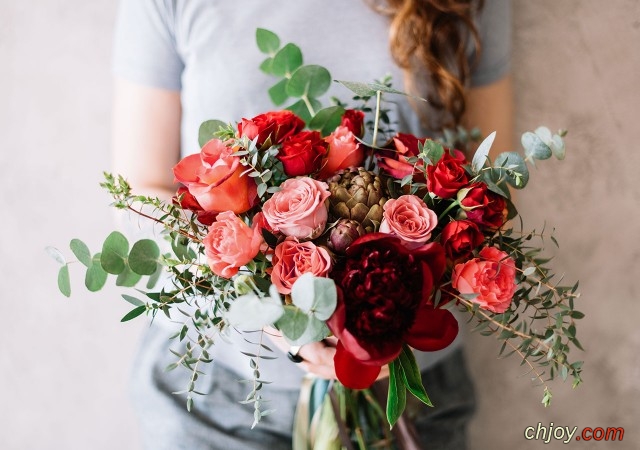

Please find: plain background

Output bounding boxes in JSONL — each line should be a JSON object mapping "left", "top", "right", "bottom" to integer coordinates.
{"left": 2, "top": 1, "right": 639, "bottom": 449}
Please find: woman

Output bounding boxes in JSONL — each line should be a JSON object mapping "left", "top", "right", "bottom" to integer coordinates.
{"left": 112, "top": 1, "right": 512, "bottom": 448}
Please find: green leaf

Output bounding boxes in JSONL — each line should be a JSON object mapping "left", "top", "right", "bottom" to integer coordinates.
{"left": 276, "top": 305, "right": 309, "bottom": 341}
{"left": 198, "top": 120, "right": 226, "bottom": 147}
{"left": 271, "top": 43, "right": 303, "bottom": 77}
{"left": 259, "top": 57, "right": 274, "bottom": 75}
{"left": 471, "top": 131, "right": 496, "bottom": 173}
{"left": 335, "top": 80, "right": 377, "bottom": 97}
{"left": 286, "top": 316, "right": 330, "bottom": 346}
{"left": 115, "top": 264, "right": 142, "bottom": 287}
{"left": 100, "top": 231, "right": 129, "bottom": 275}
{"left": 46, "top": 246, "right": 66, "bottom": 265}
{"left": 70, "top": 239, "right": 92, "bottom": 267}
{"left": 57, "top": 265, "right": 71, "bottom": 297}
{"left": 398, "top": 346, "right": 432, "bottom": 406}
{"left": 286, "top": 65, "right": 331, "bottom": 99}
{"left": 85, "top": 253, "right": 108, "bottom": 292}
{"left": 422, "top": 140, "right": 445, "bottom": 164}
{"left": 522, "top": 131, "right": 552, "bottom": 160}
{"left": 146, "top": 263, "right": 163, "bottom": 289}
{"left": 129, "top": 239, "right": 160, "bottom": 275}
{"left": 120, "top": 305, "right": 146, "bottom": 322}
{"left": 494, "top": 151, "right": 529, "bottom": 189}
{"left": 286, "top": 98, "right": 321, "bottom": 124}
{"left": 256, "top": 28, "right": 280, "bottom": 55}
{"left": 308, "top": 105, "right": 345, "bottom": 136}
{"left": 290, "top": 273, "right": 337, "bottom": 320}
{"left": 386, "top": 360, "right": 407, "bottom": 427}
{"left": 268, "top": 78, "right": 289, "bottom": 106}
{"left": 122, "top": 294, "right": 145, "bottom": 307}
{"left": 226, "top": 291, "right": 284, "bottom": 331}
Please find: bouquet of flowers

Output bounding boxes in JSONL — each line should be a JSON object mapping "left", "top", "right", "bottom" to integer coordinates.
{"left": 49, "top": 29, "right": 583, "bottom": 449}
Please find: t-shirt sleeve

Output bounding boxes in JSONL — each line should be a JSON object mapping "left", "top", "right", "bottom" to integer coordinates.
{"left": 112, "top": 0, "right": 184, "bottom": 90}
{"left": 470, "top": 0, "right": 512, "bottom": 87}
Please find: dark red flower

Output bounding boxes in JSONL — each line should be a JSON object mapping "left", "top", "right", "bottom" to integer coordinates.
{"left": 277, "top": 130, "right": 328, "bottom": 177}
{"left": 238, "top": 110, "right": 305, "bottom": 148}
{"left": 460, "top": 183, "right": 507, "bottom": 229}
{"left": 173, "top": 186, "right": 217, "bottom": 226}
{"left": 377, "top": 133, "right": 426, "bottom": 179}
{"left": 327, "top": 233, "right": 458, "bottom": 389}
{"left": 340, "top": 109, "right": 365, "bottom": 138}
{"left": 441, "top": 219, "right": 484, "bottom": 261}
{"left": 426, "top": 149, "right": 469, "bottom": 198}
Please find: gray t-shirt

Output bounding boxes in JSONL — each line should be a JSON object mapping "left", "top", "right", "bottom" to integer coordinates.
{"left": 113, "top": 0, "right": 511, "bottom": 387}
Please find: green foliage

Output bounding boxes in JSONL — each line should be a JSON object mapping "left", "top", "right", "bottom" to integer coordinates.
{"left": 57, "top": 265, "right": 71, "bottom": 297}
{"left": 386, "top": 360, "right": 406, "bottom": 428}
{"left": 255, "top": 28, "right": 280, "bottom": 54}
{"left": 308, "top": 105, "right": 345, "bottom": 136}
{"left": 129, "top": 239, "right": 160, "bottom": 275}
{"left": 198, "top": 120, "right": 227, "bottom": 147}
{"left": 100, "top": 231, "right": 129, "bottom": 275}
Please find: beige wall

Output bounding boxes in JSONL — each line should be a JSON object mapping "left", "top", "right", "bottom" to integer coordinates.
{"left": 2, "top": 1, "right": 638, "bottom": 449}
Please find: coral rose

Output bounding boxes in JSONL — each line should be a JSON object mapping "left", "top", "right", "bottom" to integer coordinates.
{"left": 271, "top": 237, "right": 332, "bottom": 294}
{"left": 173, "top": 186, "right": 218, "bottom": 226}
{"left": 379, "top": 195, "right": 438, "bottom": 249}
{"left": 317, "top": 126, "right": 365, "bottom": 180}
{"left": 327, "top": 233, "right": 458, "bottom": 389}
{"left": 262, "top": 177, "right": 330, "bottom": 240}
{"left": 451, "top": 246, "right": 517, "bottom": 313}
{"left": 203, "top": 211, "right": 263, "bottom": 279}
{"left": 173, "top": 139, "right": 258, "bottom": 214}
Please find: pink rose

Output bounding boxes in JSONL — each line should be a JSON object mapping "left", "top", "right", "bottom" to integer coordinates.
{"left": 271, "top": 237, "right": 332, "bottom": 294}
{"left": 262, "top": 177, "right": 330, "bottom": 240}
{"left": 317, "top": 126, "right": 365, "bottom": 180}
{"left": 203, "top": 211, "right": 263, "bottom": 278}
{"left": 451, "top": 246, "right": 517, "bottom": 313}
{"left": 173, "top": 139, "right": 258, "bottom": 214}
{"left": 379, "top": 195, "right": 438, "bottom": 249}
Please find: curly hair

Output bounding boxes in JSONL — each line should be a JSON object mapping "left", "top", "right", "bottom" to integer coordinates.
{"left": 371, "top": 0, "right": 484, "bottom": 128}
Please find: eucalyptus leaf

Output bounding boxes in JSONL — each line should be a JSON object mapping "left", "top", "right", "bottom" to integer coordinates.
{"left": 226, "top": 291, "right": 284, "bottom": 331}
{"left": 493, "top": 151, "right": 529, "bottom": 189}
{"left": 129, "top": 239, "right": 160, "bottom": 276}
{"left": 286, "top": 65, "right": 331, "bottom": 99}
{"left": 259, "top": 57, "right": 274, "bottom": 75}
{"left": 335, "top": 80, "right": 378, "bottom": 97}
{"left": 276, "top": 305, "right": 310, "bottom": 342}
{"left": 421, "top": 140, "right": 445, "bottom": 165}
{"left": 272, "top": 43, "right": 303, "bottom": 77}
{"left": 522, "top": 131, "right": 552, "bottom": 160}
{"left": 122, "top": 294, "right": 145, "bottom": 307}
{"left": 290, "top": 273, "right": 337, "bottom": 320}
{"left": 146, "top": 263, "right": 163, "bottom": 289}
{"left": 268, "top": 78, "right": 289, "bottom": 106}
{"left": 471, "top": 131, "right": 496, "bottom": 173}
{"left": 255, "top": 28, "right": 280, "bottom": 55}
{"left": 100, "top": 231, "right": 129, "bottom": 275}
{"left": 284, "top": 316, "right": 330, "bottom": 346}
{"left": 308, "top": 105, "right": 345, "bottom": 136}
{"left": 121, "top": 305, "right": 146, "bottom": 322}
{"left": 115, "top": 264, "right": 142, "bottom": 287}
{"left": 198, "top": 120, "right": 226, "bottom": 148}
{"left": 57, "top": 265, "right": 71, "bottom": 297}
{"left": 46, "top": 246, "right": 66, "bottom": 265}
{"left": 286, "top": 98, "right": 321, "bottom": 124}
{"left": 70, "top": 239, "right": 91, "bottom": 267}
{"left": 85, "top": 253, "right": 108, "bottom": 292}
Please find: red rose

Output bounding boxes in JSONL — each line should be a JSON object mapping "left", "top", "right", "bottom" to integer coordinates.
{"left": 377, "top": 133, "right": 426, "bottom": 179}
{"left": 173, "top": 186, "right": 217, "bottom": 225}
{"left": 277, "top": 130, "right": 328, "bottom": 177}
{"left": 460, "top": 183, "right": 507, "bottom": 229}
{"left": 238, "top": 110, "right": 305, "bottom": 148}
{"left": 426, "top": 150, "right": 469, "bottom": 199}
{"left": 441, "top": 220, "right": 484, "bottom": 260}
{"left": 327, "top": 233, "right": 458, "bottom": 389}
{"left": 340, "top": 109, "right": 365, "bottom": 138}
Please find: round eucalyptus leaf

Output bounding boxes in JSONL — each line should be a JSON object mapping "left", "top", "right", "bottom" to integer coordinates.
{"left": 226, "top": 293, "right": 284, "bottom": 331}
{"left": 256, "top": 28, "right": 280, "bottom": 55}
{"left": 100, "top": 231, "right": 129, "bottom": 275}
{"left": 290, "top": 274, "right": 337, "bottom": 320}
{"left": 116, "top": 264, "right": 142, "bottom": 287}
{"left": 286, "top": 65, "right": 331, "bottom": 99}
{"left": 129, "top": 239, "right": 160, "bottom": 275}
{"left": 494, "top": 151, "right": 529, "bottom": 189}
{"left": 308, "top": 106, "right": 345, "bottom": 136}
{"left": 46, "top": 246, "right": 66, "bottom": 265}
{"left": 70, "top": 239, "right": 91, "bottom": 267}
{"left": 85, "top": 253, "right": 108, "bottom": 292}
{"left": 284, "top": 317, "right": 330, "bottom": 346}
{"left": 286, "top": 98, "right": 321, "bottom": 124}
{"left": 58, "top": 265, "right": 71, "bottom": 297}
{"left": 522, "top": 131, "right": 552, "bottom": 160}
{"left": 198, "top": 120, "right": 226, "bottom": 148}
{"left": 276, "top": 305, "right": 310, "bottom": 342}
{"left": 272, "top": 43, "right": 303, "bottom": 77}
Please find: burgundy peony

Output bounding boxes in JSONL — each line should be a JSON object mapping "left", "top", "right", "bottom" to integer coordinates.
{"left": 426, "top": 149, "right": 469, "bottom": 199}
{"left": 327, "top": 233, "right": 459, "bottom": 389}
{"left": 277, "top": 130, "right": 328, "bottom": 177}
{"left": 441, "top": 219, "right": 484, "bottom": 261}
{"left": 459, "top": 182, "right": 507, "bottom": 229}
{"left": 238, "top": 110, "right": 305, "bottom": 148}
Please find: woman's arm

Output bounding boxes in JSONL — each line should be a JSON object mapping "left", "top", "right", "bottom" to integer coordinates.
{"left": 464, "top": 74, "right": 514, "bottom": 157}
{"left": 111, "top": 77, "right": 182, "bottom": 200}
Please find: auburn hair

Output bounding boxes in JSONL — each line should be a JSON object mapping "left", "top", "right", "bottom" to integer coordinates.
{"left": 372, "top": 0, "right": 484, "bottom": 128}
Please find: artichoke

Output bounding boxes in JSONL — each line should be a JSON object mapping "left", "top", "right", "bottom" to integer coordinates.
{"left": 327, "top": 167, "right": 387, "bottom": 232}
{"left": 328, "top": 219, "right": 366, "bottom": 253}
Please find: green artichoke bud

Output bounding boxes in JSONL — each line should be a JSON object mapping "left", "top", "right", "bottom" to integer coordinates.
{"left": 327, "top": 167, "right": 387, "bottom": 232}
{"left": 328, "top": 219, "right": 366, "bottom": 253}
